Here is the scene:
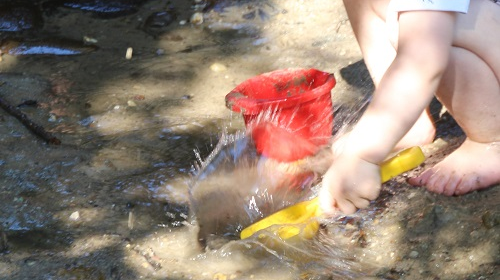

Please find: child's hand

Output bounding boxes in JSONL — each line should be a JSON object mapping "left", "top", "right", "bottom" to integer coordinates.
{"left": 319, "top": 151, "right": 381, "bottom": 215}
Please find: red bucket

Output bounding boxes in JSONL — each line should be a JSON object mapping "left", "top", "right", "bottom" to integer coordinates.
{"left": 225, "top": 68, "right": 336, "bottom": 162}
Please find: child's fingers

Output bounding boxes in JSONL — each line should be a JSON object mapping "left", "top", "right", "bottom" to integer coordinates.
{"left": 318, "top": 185, "right": 338, "bottom": 216}
{"left": 335, "top": 198, "right": 358, "bottom": 215}
{"left": 348, "top": 196, "right": 371, "bottom": 210}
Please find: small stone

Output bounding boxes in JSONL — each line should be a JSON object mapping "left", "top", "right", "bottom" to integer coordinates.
{"left": 127, "top": 100, "right": 137, "bottom": 107}
{"left": 83, "top": 36, "right": 98, "bottom": 44}
{"left": 470, "top": 230, "right": 480, "bottom": 239}
{"left": 190, "top": 12, "right": 203, "bottom": 25}
{"left": 25, "top": 258, "right": 37, "bottom": 266}
{"left": 213, "top": 273, "right": 227, "bottom": 280}
{"left": 482, "top": 211, "right": 500, "bottom": 229}
{"left": 407, "top": 192, "right": 416, "bottom": 199}
{"left": 133, "top": 95, "right": 145, "bottom": 101}
{"left": 409, "top": 250, "right": 419, "bottom": 259}
{"left": 128, "top": 211, "right": 134, "bottom": 230}
{"left": 48, "top": 114, "right": 57, "bottom": 122}
{"left": 125, "top": 47, "right": 133, "bottom": 59}
{"left": 156, "top": 48, "right": 165, "bottom": 56}
{"left": 210, "top": 63, "right": 227, "bottom": 72}
{"left": 69, "top": 211, "right": 80, "bottom": 221}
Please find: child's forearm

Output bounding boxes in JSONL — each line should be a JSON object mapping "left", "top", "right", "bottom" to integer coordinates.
{"left": 344, "top": 62, "right": 437, "bottom": 162}
{"left": 338, "top": 11, "right": 455, "bottom": 164}
{"left": 341, "top": 53, "right": 448, "bottom": 163}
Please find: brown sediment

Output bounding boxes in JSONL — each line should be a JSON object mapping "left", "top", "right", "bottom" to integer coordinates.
{"left": 0, "top": 96, "right": 61, "bottom": 145}
{"left": 0, "top": 38, "right": 98, "bottom": 56}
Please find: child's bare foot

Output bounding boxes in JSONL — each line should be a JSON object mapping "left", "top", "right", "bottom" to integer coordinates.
{"left": 408, "top": 139, "right": 500, "bottom": 195}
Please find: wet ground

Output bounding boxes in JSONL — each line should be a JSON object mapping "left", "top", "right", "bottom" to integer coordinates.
{"left": 0, "top": 0, "right": 498, "bottom": 279}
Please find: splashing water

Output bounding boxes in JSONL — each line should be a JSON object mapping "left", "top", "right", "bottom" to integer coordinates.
{"left": 198, "top": 222, "right": 373, "bottom": 280}
{"left": 189, "top": 127, "right": 322, "bottom": 247}
{"left": 188, "top": 94, "right": 374, "bottom": 278}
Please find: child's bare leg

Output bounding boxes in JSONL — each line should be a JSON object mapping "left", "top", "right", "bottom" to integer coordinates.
{"left": 394, "top": 109, "right": 435, "bottom": 151}
{"left": 409, "top": 45, "right": 500, "bottom": 195}
{"left": 343, "top": 0, "right": 435, "bottom": 150}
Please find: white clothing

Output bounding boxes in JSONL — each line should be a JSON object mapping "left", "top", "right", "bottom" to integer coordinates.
{"left": 386, "top": 0, "right": 471, "bottom": 48}
{"left": 389, "top": 0, "right": 470, "bottom": 13}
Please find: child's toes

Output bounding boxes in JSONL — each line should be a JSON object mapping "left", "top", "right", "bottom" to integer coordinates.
{"left": 408, "top": 169, "right": 433, "bottom": 186}
{"left": 442, "top": 174, "right": 461, "bottom": 196}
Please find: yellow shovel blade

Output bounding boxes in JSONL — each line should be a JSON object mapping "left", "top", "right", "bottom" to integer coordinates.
{"left": 240, "top": 146, "right": 425, "bottom": 240}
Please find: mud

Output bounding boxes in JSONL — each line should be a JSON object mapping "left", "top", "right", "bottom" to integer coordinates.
{"left": 0, "top": 0, "right": 498, "bottom": 279}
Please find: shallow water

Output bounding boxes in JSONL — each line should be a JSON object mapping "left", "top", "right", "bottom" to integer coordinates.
{"left": 0, "top": 0, "right": 498, "bottom": 280}
{"left": 0, "top": 0, "right": 367, "bottom": 278}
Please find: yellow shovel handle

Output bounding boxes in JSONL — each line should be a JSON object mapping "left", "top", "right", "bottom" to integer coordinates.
{"left": 240, "top": 146, "right": 426, "bottom": 239}
{"left": 311, "top": 146, "right": 425, "bottom": 218}
{"left": 380, "top": 146, "right": 426, "bottom": 183}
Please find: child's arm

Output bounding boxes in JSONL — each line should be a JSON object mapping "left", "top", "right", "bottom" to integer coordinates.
{"left": 320, "top": 10, "right": 456, "bottom": 215}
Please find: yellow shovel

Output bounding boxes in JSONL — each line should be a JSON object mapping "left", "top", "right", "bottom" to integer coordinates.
{"left": 240, "top": 146, "right": 426, "bottom": 240}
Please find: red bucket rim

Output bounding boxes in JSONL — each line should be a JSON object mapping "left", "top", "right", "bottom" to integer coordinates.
{"left": 225, "top": 68, "right": 336, "bottom": 115}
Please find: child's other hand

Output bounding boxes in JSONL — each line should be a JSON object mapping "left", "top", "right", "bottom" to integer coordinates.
{"left": 319, "top": 152, "right": 381, "bottom": 215}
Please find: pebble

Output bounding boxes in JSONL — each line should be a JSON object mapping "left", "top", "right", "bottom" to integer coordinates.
{"left": 409, "top": 250, "right": 419, "bottom": 259}
{"left": 69, "top": 211, "right": 80, "bottom": 221}
{"left": 156, "top": 48, "right": 165, "bottom": 55}
{"left": 210, "top": 63, "right": 227, "bottom": 72}
{"left": 25, "top": 258, "right": 37, "bottom": 266}
{"left": 482, "top": 211, "right": 499, "bottom": 229}
{"left": 127, "top": 100, "right": 137, "bottom": 107}
{"left": 213, "top": 273, "right": 227, "bottom": 280}
{"left": 83, "top": 36, "right": 98, "bottom": 44}
{"left": 125, "top": 47, "right": 133, "bottom": 59}
{"left": 190, "top": 12, "right": 203, "bottom": 25}
{"left": 407, "top": 191, "right": 416, "bottom": 199}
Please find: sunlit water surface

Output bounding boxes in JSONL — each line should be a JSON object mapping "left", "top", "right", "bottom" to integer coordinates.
{"left": 0, "top": 0, "right": 382, "bottom": 279}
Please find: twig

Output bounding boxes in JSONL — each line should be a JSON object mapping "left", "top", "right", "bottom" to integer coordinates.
{"left": 0, "top": 230, "right": 7, "bottom": 253}
{"left": 0, "top": 96, "right": 61, "bottom": 145}
{"left": 132, "top": 245, "right": 162, "bottom": 270}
